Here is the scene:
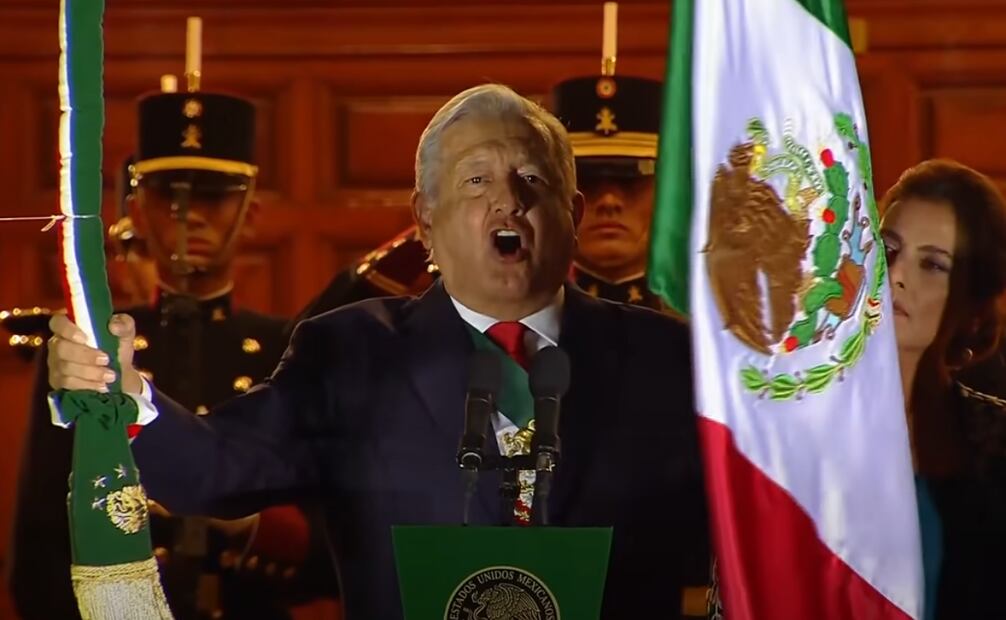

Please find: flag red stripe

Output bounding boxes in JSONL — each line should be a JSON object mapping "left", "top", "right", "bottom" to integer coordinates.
{"left": 55, "top": 217, "right": 75, "bottom": 324}
{"left": 699, "top": 417, "right": 912, "bottom": 620}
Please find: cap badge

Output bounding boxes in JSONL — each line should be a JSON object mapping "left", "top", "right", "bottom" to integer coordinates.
{"left": 181, "top": 124, "right": 203, "bottom": 149}
{"left": 596, "top": 77, "right": 617, "bottom": 99}
{"left": 595, "top": 107, "right": 618, "bottom": 135}
{"left": 183, "top": 98, "right": 203, "bottom": 119}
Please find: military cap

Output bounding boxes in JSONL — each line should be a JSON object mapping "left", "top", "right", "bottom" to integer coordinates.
{"left": 131, "top": 91, "right": 258, "bottom": 188}
{"left": 548, "top": 74, "right": 662, "bottom": 178}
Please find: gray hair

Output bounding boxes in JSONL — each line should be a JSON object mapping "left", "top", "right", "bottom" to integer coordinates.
{"left": 414, "top": 83, "right": 576, "bottom": 206}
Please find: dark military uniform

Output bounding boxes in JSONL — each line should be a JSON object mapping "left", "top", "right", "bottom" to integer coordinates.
{"left": 573, "top": 265, "right": 668, "bottom": 309}
{"left": 7, "top": 86, "right": 333, "bottom": 620}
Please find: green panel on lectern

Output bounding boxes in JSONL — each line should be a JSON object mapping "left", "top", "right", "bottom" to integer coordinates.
{"left": 393, "top": 526, "right": 612, "bottom": 620}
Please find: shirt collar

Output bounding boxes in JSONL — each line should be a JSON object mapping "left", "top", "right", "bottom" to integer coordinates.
{"left": 449, "top": 288, "right": 564, "bottom": 346}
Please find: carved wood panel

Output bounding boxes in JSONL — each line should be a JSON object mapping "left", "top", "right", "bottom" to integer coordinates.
{"left": 925, "top": 88, "right": 1006, "bottom": 195}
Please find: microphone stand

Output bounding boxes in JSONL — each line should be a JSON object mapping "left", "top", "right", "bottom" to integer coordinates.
{"left": 457, "top": 363, "right": 498, "bottom": 526}
{"left": 499, "top": 456, "right": 521, "bottom": 527}
{"left": 527, "top": 346, "right": 570, "bottom": 527}
{"left": 530, "top": 445, "right": 558, "bottom": 527}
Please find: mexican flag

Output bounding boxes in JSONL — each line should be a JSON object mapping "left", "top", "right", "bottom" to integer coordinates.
{"left": 648, "top": 1, "right": 924, "bottom": 619}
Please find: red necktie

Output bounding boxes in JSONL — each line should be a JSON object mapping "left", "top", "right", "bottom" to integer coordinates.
{"left": 485, "top": 321, "right": 530, "bottom": 368}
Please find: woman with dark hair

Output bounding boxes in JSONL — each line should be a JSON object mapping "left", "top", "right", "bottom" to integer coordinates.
{"left": 880, "top": 158, "right": 1006, "bottom": 620}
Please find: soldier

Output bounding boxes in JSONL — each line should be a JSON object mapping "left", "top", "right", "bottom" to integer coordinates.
{"left": 7, "top": 54, "right": 332, "bottom": 620}
{"left": 549, "top": 72, "right": 666, "bottom": 310}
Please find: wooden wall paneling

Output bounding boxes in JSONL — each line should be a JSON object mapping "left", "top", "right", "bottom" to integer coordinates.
{"left": 0, "top": 4, "right": 671, "bottom": 60}
{"left": 849, "top": 1, "right": 1006, "bottom": 53}
{"left": 0, "top": 83, "right": 29, "bottom": 310}
{"left": 3, "top": 81, "right": 36, "bottom": 213}
{"left": 900, "top": 49, "right": 1006, "bottom": 197}
{"left": 240, "top": 204, "right": 415, "bottom": 313}
{"left": 231, "top": 242, "right": 286, "bottom": 315}
{"left": 333, "top": 95, "right": 447, "bottom": 191}
{"left": 0, "top": 359, "right": 36, "bottom": 599}
{"left": 284, "top": 78, "right": 318, "bottom": 205}
{"left": 233, "top": 196, "right": 300, "bottom": 317}
{"left": 925, "top": 86, "right": 1006, "bottom": 196}
{"left": 855, "top": 55, "right": 923, "bottom": 198}
{"left": 316, "top": 205, "right": 416, "bottom": 273}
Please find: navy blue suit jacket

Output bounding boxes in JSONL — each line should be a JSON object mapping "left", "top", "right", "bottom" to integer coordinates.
{"left": 133, "top": 282, "right": 709, "bottom": 619}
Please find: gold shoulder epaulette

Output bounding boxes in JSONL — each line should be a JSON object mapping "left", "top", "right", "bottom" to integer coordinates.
{"left": 355, "top": 227, "right": 437, "bottom": 297}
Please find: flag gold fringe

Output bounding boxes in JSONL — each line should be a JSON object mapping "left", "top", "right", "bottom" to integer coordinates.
{"left": 71, "top": 557, "right": 174, "bottom": 619}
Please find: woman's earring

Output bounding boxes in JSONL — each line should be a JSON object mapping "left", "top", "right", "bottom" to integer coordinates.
{"left": 962, "top": 347, "right": 975, "bottom": 365}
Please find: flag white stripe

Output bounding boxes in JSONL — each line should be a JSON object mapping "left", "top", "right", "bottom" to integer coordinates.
{"left": 58, "top": 0, "right": 97, "bottom": 349}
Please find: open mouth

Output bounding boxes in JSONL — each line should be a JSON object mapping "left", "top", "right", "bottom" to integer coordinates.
{"left": 491, "top": 228, "right": 526, "bottom": 261}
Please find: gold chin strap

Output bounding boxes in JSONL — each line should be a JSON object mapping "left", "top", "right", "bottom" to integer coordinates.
{"left": 212, "top": 173, "right": 257, "bottom": 269}
{"left": 133, "top": 172, "right": 257, "bottom": 277}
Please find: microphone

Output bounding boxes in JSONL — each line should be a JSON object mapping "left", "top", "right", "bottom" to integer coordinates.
{"left": 528, "top": 345, "right": 571, "bottom": 526}
{"left": 458, "top": 350, "right": 502, "bottom": 525}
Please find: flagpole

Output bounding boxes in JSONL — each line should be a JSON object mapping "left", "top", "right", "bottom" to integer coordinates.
{"left": 54, "top": 0, "right": 173, "bottom": 617}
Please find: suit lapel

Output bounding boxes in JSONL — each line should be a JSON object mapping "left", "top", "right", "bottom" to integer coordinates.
{"left": 549, "top": 284, "right": 621, "bottom": 519}
{"left": 402, "top": 282, "right": 503, "bottom": 522}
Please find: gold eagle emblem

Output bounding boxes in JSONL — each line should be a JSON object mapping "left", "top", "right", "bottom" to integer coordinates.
{"left": 705, "top": 142, "right": 810, "bottom": 354}
{"left": 105, "top": 484, "right": 150, "bottom": 534}
{"left": 472, "top": 583, "right": 542, "bottom": 620}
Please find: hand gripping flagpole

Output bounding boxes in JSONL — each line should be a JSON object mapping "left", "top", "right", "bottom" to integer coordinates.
{"left": 52, "top": 1, "right": 173, "bottom": 617}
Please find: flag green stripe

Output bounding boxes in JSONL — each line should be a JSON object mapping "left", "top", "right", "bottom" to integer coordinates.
{"left": 68, "top": 0, "right": 118, "bottom": 373}
{"left": 647, "top": 0, "right": 695, "bottom": 316}
{"left": 792, "top": 0, "right": 852, "bottom": 48}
